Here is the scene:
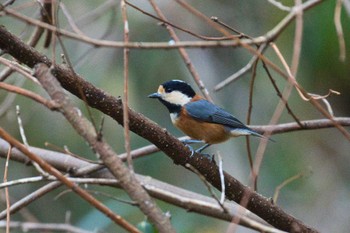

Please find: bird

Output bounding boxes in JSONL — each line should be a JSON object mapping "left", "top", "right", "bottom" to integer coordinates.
{"left": 148, "top": 80, "right": 272, "bottom": 156}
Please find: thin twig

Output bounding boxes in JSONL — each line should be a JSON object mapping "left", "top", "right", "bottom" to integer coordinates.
{"left": 262, "top": 61, "right": 303, "bottom": 127}
{"left": 0, "top": 82, "right": 59, "bottom": 110}
{"left": 59, "top": 2, "right": 86, "bottom": 37}
{"left": 334, "top": 0, "right": 346, "bottom": 61}
{"left": 16, "top": 105, "right": 50, "bottom": 177}
{"left": 267, "top": 0, "right": 292, "bottom": 11}
{"left": 217, "top": 153, "right": 225, "bottom": 204}
{"left": 126, "top": 1, "right": 235, "bottom": 41}
{"left": 175, "top": 0, "right": 232, "bottom": 37}
{"left": 214, "top": 44, "right": 268, "bottom": 91}
{"left": 121, "top": 0, "right": 133, "bottom": 171}
{"left": 246, "top": 56, "right": 260, "bottom": 191}
{"left": 185, "top": 163, "right": 228, "bottom": 213}
{"left": 3, "top": 145, "right": 11, "bottom": 233}
{"left": 273, "top": 171, "right": 309, "bottom": 204}
{"left": 148, "top": 0, "right": 212, "bottom": 101}
{"left": 0, "top": 57, "right": 41, "bottom": 85}
{"left": 15, "top": 106, "right": 29, "bottom": 146}
{"left": 0, "top": 221, "right": 94, "bottom": 233}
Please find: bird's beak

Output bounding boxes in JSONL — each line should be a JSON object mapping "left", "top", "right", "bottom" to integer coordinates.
{"left": 148, "top": 93, "right": 161, "bottom": 99}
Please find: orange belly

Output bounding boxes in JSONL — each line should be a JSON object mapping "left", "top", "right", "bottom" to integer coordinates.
{"left": 174, "top": 116, "right": 230, "bottom": 144}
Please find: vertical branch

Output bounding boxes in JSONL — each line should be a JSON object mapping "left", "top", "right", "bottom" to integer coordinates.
{"left": 290, "top": 0, "right": 303, "bottom": 76}
{"left": 250, "top": 0, "right": 304, "bottom": 189}
{"left": 246, "top": 59, "right": 259, "bottom": 191}
{"left": 3, "top": 146, "right": 11, "bottom": 233}
{"left": 121, "top": 0, "right": 133, "bottom": 171}
{"left": 233, "top": 1, "right": 305, "bottom": 229}
{"left": 334, "top": 0, "right": 346, "bottom": 61}
{"left": 49, "top": 0, "right": 57, "bottom": 64}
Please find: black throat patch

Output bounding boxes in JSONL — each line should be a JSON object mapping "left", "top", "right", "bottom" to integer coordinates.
{"left": 159, "top": 99, "right": 181, "bottom": 114}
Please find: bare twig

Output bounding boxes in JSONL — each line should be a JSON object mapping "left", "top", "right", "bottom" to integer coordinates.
{"left": 121, "top": 0, "right": 133, "bottom": 171}
{"left": 185, "top": 163, "right": 227, "bottom": 213}
{"left": 0, "top": 82, "right": 58, "bottom": 110}
{"left": 3, "top": 145, "right": 11, "bottom": 233}
{"left": 148, "top": 0, "right": 213, "bottom": 101}
{"left": 262, "top": 61, "right": 303, "bottom": 127}
{"left": 273, "top": 171, "right": 309, "bottom": 204}
{"left": 0, "top": 58, "right": 40, "bottom": 85}
{"left": 59, "top": 2, "right": 86, "bottom": 37}
{"left": 217, "top": 153, "right": 225, "bottom": 204}
{"left": 15, "top": 106, "right": 29, "bottom": 147}
{"left": 267, "top": 0, "right": 292, "bottom": 11}
{"left": 246, "top": 54, "right": 260, "bottom": 191}
{"left": 126, "top": 1, "right": 235, "bottom": 41}
{"left": 251, "top": 117, "right": 350, "bottom": 134}
{"left": 0, "top": 220, "right": 94, "bottom": 233}
{"left": 334, "top": 0, "right": 346, "bottom": 61}
{"left": 0, "top": 181, "right": 61, "bottom": 220}
{"left": 16, "top": 105, "right": 50, "bottom": 177}
{"left": 214, "top": 44, "right": 268, "bottom": 91}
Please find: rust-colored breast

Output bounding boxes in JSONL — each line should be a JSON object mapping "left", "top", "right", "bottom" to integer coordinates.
{"left": 174, "top": 108, "right": 230, "bottom": 144}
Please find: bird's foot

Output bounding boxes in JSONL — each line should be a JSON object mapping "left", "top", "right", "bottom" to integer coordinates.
{"left": 196, "top": 152, "right": 216, "bottom": 163}
{"left": 184, "top": 143, "right": 195, "bottom": 157}
{"left": 181, "top": 140, "right": 214, "bottom": 162}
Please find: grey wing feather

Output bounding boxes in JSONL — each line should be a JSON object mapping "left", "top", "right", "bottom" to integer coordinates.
{"left": 184, "top": 100, "right": 251, "bottom": 130}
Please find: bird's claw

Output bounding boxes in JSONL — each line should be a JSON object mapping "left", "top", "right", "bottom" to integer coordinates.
{"left": 197, "top": 152, "right": 215, "bottom": 163}
{"left": 183, "top": 145, "right": 215, "bottom": 162}
{"left": 184, "top": 143, "right": 195, "bottom": 157}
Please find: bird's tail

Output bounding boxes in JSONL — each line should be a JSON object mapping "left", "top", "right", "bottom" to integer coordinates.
{"left": 250, "top": 130, "right": 275, "bottom": 142}
{"left": 230, "top": 128, "right": 275, "bottom": 142}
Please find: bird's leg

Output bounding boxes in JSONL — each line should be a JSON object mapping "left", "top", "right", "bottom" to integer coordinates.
{"left": 180, "top": 139, "right": 203, "bottom": 157}
{"left": 195, "top": 144, "right": 215, "bottom": 162}
{"left": 195, "top": 143, "right": 211, "bottom": 153}
{"left": 180, "top": 139, "right": 214, "bottom": 161}
{"left": 180, "top": 139, "right": 203, "bottom": 144}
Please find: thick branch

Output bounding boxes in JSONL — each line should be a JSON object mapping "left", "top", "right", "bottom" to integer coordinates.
{"left": 0, "top": 26, "right": 319, "bottom": 232}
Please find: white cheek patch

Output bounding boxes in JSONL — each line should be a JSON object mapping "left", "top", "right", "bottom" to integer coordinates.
{"left": 163, "top": 91, "right": 192, "bottom": 106}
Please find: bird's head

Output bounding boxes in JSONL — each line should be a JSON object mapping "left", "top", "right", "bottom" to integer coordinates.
{"left": 148, "top": 80, "right": 196, "bottom": 111}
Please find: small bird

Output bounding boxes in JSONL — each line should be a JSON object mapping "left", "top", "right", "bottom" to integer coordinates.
{"left": 148, "top": 80, "right": 271, "bottom": 155}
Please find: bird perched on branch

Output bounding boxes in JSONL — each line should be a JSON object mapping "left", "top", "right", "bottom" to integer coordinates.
{"left": 149, "top": 80, "right": 272, "bottom": 155}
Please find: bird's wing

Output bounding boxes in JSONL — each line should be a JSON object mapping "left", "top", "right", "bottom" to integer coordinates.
{"left": 184, "top": 99, "right": 250, "bottom": 130}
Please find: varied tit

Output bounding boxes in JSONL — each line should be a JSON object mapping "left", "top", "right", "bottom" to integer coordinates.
{"left": 148, "top": 80, "right": 271, "bottom": 155}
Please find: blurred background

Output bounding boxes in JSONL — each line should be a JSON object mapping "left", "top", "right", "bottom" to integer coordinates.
{"left": 0, "top": 0, "right": 350, "bottom": 232}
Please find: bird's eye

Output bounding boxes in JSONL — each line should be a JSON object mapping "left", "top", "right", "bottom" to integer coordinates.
{"left": 165, "top": 87, "right": 172, "bottom": 92}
